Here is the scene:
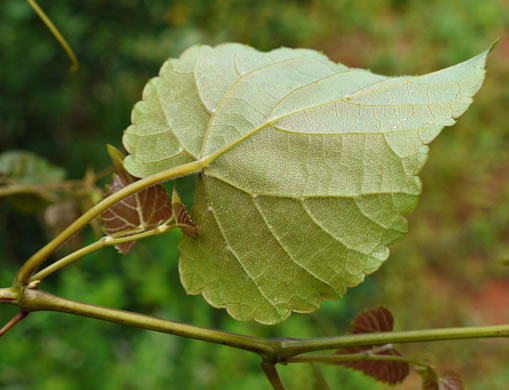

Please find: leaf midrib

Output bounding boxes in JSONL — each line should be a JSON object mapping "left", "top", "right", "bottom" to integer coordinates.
{"left": 199, "top": 58, "right": 482, "bottom": 168}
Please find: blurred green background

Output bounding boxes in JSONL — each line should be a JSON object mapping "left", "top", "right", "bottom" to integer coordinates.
{"left": 1, "top": 0, "right": 509, "bottom": 389}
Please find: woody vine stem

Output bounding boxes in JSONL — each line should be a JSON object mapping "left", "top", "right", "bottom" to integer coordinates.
{"left": 2, "top": 164, "right": 509, "bottom": 389}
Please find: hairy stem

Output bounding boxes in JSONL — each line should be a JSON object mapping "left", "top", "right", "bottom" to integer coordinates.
{"left": 30, "top": 223, "right": 177, "bottom": 282}
{"left": 15, "top": 160, "right": 204, "bottom": 286}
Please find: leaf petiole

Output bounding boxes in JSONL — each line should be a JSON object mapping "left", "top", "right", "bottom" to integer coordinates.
{"left": 286, "top": 353, "right": 431, "bottom": 369}
{"left": 15, "top": 159, "right": 204, "bottom": 286}
{"left": 30, "top": 223, "right": 179, "bottom": 282}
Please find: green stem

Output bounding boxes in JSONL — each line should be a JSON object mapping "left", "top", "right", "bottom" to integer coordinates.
{"left": 30, "top": 224, "right": 177, "bottom": 282}
{"left": 278, "top": 325, "right": 509, "bottom": 359}
{"left": 15, "top": 160, "right": 204, "bottom": 286}
{"left": 6, "top": 284, "right": 509, "bottom": 361}
{"left": 17, "top": 288, "right": 277, "bottom": 357}
{"left": 288, "top": 352, "right": 440, "bottom": 384}
{"left": 4, "top": 284, "right": 509, "bottom": 390}
{"left": 27, "top": 0, "right": 79, "bottom": 71}
{"left": 287, "top": 353, "right": 427, "bottom": 367}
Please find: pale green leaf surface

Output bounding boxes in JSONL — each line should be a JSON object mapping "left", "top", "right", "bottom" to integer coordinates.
{"left": 123, "top": 44, "right": 490, "bottom": 324}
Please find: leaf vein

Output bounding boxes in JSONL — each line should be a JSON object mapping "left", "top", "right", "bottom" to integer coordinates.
{"left": 250, "top": 195, "right": 340, "bottom": 295}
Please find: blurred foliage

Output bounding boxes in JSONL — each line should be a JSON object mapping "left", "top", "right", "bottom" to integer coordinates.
{"left": 1, "top": 0, "right": 509, "bottom": 389}
{"left": 0, "top": 150, "right": 67, "bottom": 213}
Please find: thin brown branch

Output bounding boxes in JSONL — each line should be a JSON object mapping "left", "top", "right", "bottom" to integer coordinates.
{"left": 0, "top": 312, "right": 29, "bottom": 337}
{"left": 262, "top": 362, "right": 287, "bottom": 390}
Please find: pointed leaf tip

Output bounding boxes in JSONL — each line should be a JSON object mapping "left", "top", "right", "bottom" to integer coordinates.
{"left": 106, "top": 145, "right": 128, "bottom": 178}
{"left": 172, "top": 186, "right": 198, "bottom": 239}
{"left": 489, "top": 40, "right": 499, "bottom": 53}
{"left": 172, "top": 184, "right": 182, "bottom": 206}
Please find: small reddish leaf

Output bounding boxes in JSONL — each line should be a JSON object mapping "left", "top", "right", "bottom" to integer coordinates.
{"left": 350, "top": 306, "right": 394, "bottom": 334}
{"left": 421, "top": 370, "right": 463, "bottom": 390}
{"left": 100, "top": 145, "right": 172, "bottom": 253}
{"left": 335, "top": 307, "right": 410, "bottom": 385}
{"left": 172, "top": 185, "right": 198, "bottom": 239}
{"left": 336, "top": 348, "right": 409, "bottom": 385}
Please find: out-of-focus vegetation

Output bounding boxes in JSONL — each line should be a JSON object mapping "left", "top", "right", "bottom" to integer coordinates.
{"left": 1, "top": 0, "right": 509, "bottom": 388}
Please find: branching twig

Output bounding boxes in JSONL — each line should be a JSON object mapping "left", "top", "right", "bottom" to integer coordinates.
{"left": 14, "top": 288, "right": 278, "bottom": 357}
{"left": 15, "top": 160, "right": 204, "bottom": 286}
{"left": 30, "top": 222, "right": 178, "bottom": 281}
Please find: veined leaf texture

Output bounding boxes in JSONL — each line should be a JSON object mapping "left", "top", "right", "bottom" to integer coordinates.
{"left": 123, "top": 43, "right": 491, "bottom": 324}
{"left": 100, "top": 146, "right": 172, "bottom": 254}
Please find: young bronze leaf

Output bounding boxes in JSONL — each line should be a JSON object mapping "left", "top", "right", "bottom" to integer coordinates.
{"left": 172, "top": 186, "right": 198, "bottom": 239}
{"left": 336, "top": 307, "right": 410, "bottom": 384}
{"left": 349, "top": 306, "right": 394, "bottom": 334}
{"left": 421, "top": 370, "right": 463, "bottom": 390}
{"left": 100, "top": 145, "right": 172, "bottom": 253}
{"left": 123, "top": 43, "right": 492, "bottom": 323}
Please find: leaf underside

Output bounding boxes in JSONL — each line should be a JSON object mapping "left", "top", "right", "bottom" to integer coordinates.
{"left": 122, "top": 43, "right": 490, "bottom": 324}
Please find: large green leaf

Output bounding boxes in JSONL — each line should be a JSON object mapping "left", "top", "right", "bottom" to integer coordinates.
{"left": 123, "top": 43, "right": 491, "bottom": 324}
